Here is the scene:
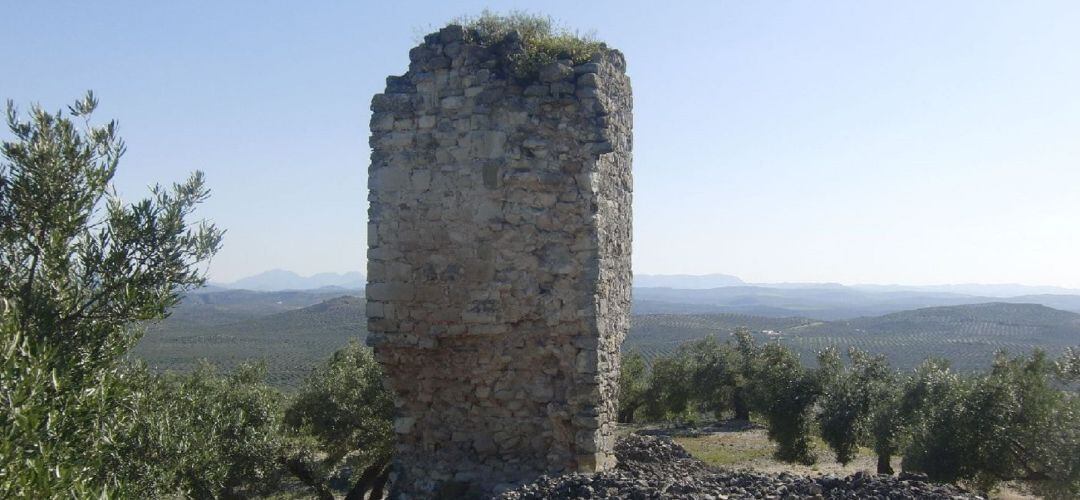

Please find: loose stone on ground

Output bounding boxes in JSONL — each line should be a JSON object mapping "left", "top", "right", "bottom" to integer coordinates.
{"left": 498, "top": 435, "right": 984, "bottom": 499}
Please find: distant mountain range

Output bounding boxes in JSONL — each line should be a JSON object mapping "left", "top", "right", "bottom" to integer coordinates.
{"left": 212, "top": 270, "right": 1080, "bottom": 297}
{"left": 212, "top": 270, "right": 364, "bottom": 291}
{"left": 634, "top": 274, "right": 1080, "bottom": 297}
{"left": 633, "top": 285, "right": 1080, "bottom": 320}
{"left": 631, "top": 274, "right": 1080, "bottom": 320}
{"left": 850, "top": 283, "right": 1080, "bottom": 298}
{"left": 634, "top": 273, "right": 745, "bottom": 289}
{"left": 206, "top": 271, "right": 1080, "bottom": 321}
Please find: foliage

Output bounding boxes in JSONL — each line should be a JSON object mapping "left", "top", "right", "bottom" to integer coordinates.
{"left": 1, "top": 93, "right": 393, "bottom": 499}
{"left": 749, "top": 342, "right": 822, "bottom": 464}
{"left": 640, "top": 352, "right": 695, "bottom": 422}
{"left": 866, "top": 367, "right": 905, "bottom": 475}
{"left": 454, "top": 10, "right": 607, "bottom": 82}
{"left": 617, "top": 350, "right": 648, "bottom": 422}
{"left": 1057, "top": 346, "right": 1080, "bottom": 384}
{"left": 109, "top": 362, "right": 285, "bottom": 498}
{"left": 0, "top": 92, "right": 222, "bottom": 375}
{"left": 816, "top": 347, "right": 900, "bottom": 471}
{"left": 0, "top": 93, "right": 221, "bottom": 497}
{"left": 107, "top": 343, "right": 394, "bottom": 500}
{"left": 679, "top": 336, "right": 738, "bottom": 417}
{"left": 0, "top": 309, "right": 131, "bottom": 497}
{"left": 629, "top": 330, "right": 823, "bottom": 464}
{"left": 901, "top": 351, "right": 1080, "bottom": 497}
{"left": 730, "top": 328, "right": 757, "bottom": 421}
{"left": 282, "top": 340, "right": 395, "bottom": 500}
{"left": 1034, "top": 395, "right": 1080, "bottom": 499}
{"left": 616, "top": 321, "right": 1080, "bottom": 494}
{"left": 623, "top": 331, "right": 754, "bottom": 423}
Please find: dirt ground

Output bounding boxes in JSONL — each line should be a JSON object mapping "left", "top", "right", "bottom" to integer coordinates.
{"left": 622, "top": 422, "right": 1040, "bottom": 500}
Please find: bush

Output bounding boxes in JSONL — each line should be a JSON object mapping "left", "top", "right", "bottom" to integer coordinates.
{"left": 110, "top": 362, "right": 286, "bottom": 498}
{"left": 749, "top": 342, "right": 822, "bottom": 464}
{"left": 816, "top": 347, "right": 901, "bottom": 471}
{"left": 902, "top": 352, "right": 1080, "bottom": 497}
{"left": 282, "top": 340, "right": 394, "bottom": 500}
{"left": 681, "top": 336, "right": 739, "bottom": 418}
{"left": 729, "top": 328, "right": 758, "bottom": 421}
{"left": 867, "top": 371, "right": 905, "bottom": 475}
{"left": 107, "top": 342, "right": 396, "bottom": 500}
{"left": 815, "top": 347, "right": 860, "bottom": 465}
{"left": 1058, "top": 346, "right": 1080, "bottom": 384}
{"left": 629, "top": 333, "right": 751, "bottom": 423}
{"left": 617, "top": 350, "right": 648, "bottom": 423}
{"left": 454, "top": 10, "right": 608, "bottom": 82}
{"left": 640, "top": 352, "right": 695, "bottom": 422}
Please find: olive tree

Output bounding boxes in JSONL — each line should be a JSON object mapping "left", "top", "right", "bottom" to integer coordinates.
{"left": 282, "top": 340, "right": 395, "bottom": 500}
{"left": 637, "top": 331, "right": 757, "bottom": 424}
{"left": 817, "top": 347, "right": 901, "bottom": 472}
{"left": 617, "top": 350, "right": 648, "bottom": 423}
{"left": 730, "top": 328, "right": 758, "bottom": 421}
{"left": 902, "top": 351, "right": 1080, "bottom": 497}
{"left": 749, "top": 342, "right": 821, "bottom": 464}
{"left": 1057, "top": 346, "right": 1080, "bottom": 384}
{"left": 641, "top": 351, "right": 695, "bottom": 422}
{"left": 111, "top": 362, "right": 286, "bottom": 498}
{"left": 0, "top": 93, "right": 221, "bottom": 496}
{"left": 680, "top": 335, "right": 741, "bottom": 419}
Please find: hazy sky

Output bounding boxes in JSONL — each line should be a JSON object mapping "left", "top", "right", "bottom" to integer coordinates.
{"left": 4, "top": 1, "right": 1079, "bottom": 286}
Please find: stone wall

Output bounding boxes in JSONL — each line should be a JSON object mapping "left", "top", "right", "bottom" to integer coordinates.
{"left": 366, "top": 24, "right": 632, "bottom": 497}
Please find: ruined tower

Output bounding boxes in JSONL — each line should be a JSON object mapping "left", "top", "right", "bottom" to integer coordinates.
{"left": 366, "top": 23, "right": 632, "bottom": 496}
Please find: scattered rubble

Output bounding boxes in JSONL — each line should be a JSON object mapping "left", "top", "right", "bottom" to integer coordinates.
{"left": 499, "top": 435, "right": 983, "bottom": 499}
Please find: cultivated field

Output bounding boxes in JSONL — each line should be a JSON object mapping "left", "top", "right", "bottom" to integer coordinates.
{"left": 136, "top": 292, "right": 1080, "bottom": 388}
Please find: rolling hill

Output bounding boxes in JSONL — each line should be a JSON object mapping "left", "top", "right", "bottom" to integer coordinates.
{"left": 159, "top": 288, "right": 358, "bottom": 329}
{"left": 136, "top": 295, "right": 367, "bottom": 388}
{"left": 633, "top": 285, "right": 1080, "bottom": 320}
{"left": 628, "top": 303, "right": 1080, "bottom": 372}
{"left": 214, "top": 269, "right": 365, "bottom": 291}
{"left": 136, "top": 290, "right": 1080, "bottom": 388}
{"left": 632, "top": 286, "right": 993, "bottom": 320}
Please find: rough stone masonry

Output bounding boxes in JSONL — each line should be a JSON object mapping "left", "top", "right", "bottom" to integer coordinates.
{"left": 366, "top": 24, "right": 632, "bottom": 497}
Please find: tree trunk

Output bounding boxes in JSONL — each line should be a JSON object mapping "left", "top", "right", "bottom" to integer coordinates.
{"left": 369, "top": 466, "right": 392, "bottom": 500}
{"left": 282, "top": 456, "right": 334, "bottom": 500}
{"left": 618, "top": 401, "right": 641, "bottom": 423}
{"left": 345, "top": 461, "right": 387, "bottom": 500}
{"left": 877, "top": 453, "right": 894, "bottom": 475}
{"left": 733, "top": 391, "right": 750, "bottom": 421}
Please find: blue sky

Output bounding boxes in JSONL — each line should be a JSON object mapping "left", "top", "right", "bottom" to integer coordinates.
{"left": 4, "top": 1, "right": 1079, "bottom": 286}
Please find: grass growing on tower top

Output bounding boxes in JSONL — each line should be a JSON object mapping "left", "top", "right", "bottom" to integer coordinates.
{"left": 452, "top": 10, "right": 608, "bottom": 82}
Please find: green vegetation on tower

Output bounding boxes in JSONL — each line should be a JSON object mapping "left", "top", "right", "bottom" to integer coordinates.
{"left": 451, "top": 10, "right": 609, "bottom": 82}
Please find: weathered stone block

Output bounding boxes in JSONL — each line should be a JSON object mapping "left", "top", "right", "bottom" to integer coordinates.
{"left": 538, "top": 62, "right": 573, "bottom": 83}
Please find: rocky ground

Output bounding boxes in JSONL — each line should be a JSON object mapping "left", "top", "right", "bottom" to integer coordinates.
{"left": 498, "top": 434, "right": 984, "bottom": 499}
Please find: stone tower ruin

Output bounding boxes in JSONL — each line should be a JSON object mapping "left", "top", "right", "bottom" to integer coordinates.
{"left": 366, "top": 24, "right": 632, "bottom": 496}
